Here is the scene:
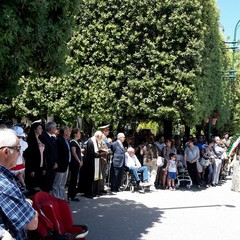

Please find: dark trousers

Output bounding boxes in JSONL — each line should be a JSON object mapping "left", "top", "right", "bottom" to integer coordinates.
{"left": 110, "top": 165, "right": 123, "bottom": 191}
{"left": 26, "top": 167, "right": 45, "bottom": 195}
{"left": 68, "top": 161, "right": 80, "bottom": 198}
{"left": 42, "top": 169, "right": 55, "bottom": 192}
{"left": 187, "top": 161, "right": 200, "bottom": 185}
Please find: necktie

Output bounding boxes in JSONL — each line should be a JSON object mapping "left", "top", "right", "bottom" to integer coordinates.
{"left": 51, "top": 136, "right": 56, "bottom": 143}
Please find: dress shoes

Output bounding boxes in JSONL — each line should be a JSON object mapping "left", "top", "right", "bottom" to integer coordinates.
{"left": 84, "top": 194, "right": 94, "bottom": 199}
{"left": 100, "top": 190, "right": 108, "bottom": 194}
{"left": 67, "top": 196, "right": 80, "bottom": 202}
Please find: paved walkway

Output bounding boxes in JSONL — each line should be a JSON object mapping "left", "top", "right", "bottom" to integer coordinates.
{"left": 70, "top": 177, "right": 240, "bottom": 240}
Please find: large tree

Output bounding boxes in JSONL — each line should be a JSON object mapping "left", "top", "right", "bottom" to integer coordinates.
{"left": 66, "top": 0, "right": 205, "bottom": 128}
{"left": 13, "top": 0, "right": 230, "bottom": 134}
{"left": 0, "top": 0, "right": 79, "bottom": 117}
{"left": 195, "top": 0, "right": 230, "bottom": 131}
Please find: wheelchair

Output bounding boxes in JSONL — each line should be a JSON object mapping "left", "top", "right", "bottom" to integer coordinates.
{"left": 120, "top": 166, "right": 149, "bottom": 193}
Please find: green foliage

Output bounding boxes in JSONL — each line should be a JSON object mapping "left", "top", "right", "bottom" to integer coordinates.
{"left": 8, "top": 0, "right": 230, "bottom": 134}
{"left": 64, "top": 0, "right": 206, "bottom": 128}
{"left": 136, "top": 121, "right": 159, "bottom": 136}
{"left": 194, "top": 0, "right": 230, "bottom": 129}
{"left": 0, "top": 0, "right": 79, "bottom": 95}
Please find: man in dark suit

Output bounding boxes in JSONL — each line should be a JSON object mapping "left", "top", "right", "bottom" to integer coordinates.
{"left": 110, "top": 133, "right": 126, "bottom": 192}
{"left": 52, "top": 126, "right": 71, "bottom": 200}
{"left": 39, "top": 121, "right": 58, "bottom": 192}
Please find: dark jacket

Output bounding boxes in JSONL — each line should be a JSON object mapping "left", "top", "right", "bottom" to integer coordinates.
{"left": 111, "top": 140, "right": 125, "bottom": 168}
{"left": 55, "top": 135, "right": 70, "bottom": 172}
{"left": 25, "top": 134, "right": 46, "bottom": 173}
{"left": 39, "top": 131, "right": 58, "bottom": 170}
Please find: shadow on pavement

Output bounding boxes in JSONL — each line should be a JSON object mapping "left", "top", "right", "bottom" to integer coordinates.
{"left": 70, "top": 196, "right": 162, "bottom": 240}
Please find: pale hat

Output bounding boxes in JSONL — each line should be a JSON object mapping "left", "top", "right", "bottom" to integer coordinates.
{"left": 12, "top": 126, "right": 25, "bottom": 137}
{"left": 214, "top": 136, "right": 220, "bottom": 142}
{"left": 99, "top": 124, "right": 110, "bottom": 130}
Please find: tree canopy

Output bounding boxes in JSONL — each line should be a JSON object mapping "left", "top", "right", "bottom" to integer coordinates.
{"left": 5, "top": 0, "right": 233, "bottom": 134}
{"left": 0, "top": 0, "right": 79, "bottom": 97}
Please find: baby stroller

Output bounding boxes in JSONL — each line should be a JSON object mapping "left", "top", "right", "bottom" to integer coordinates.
{"left": 31, "top": 192, "right": 89, "bottom": 239}
{"left": 176, "top": 167, "right": 192, "bottom": 189}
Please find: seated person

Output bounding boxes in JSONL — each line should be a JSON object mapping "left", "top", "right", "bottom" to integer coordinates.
{"left": 125, "top": 147, "right": 150, "bottom": 187}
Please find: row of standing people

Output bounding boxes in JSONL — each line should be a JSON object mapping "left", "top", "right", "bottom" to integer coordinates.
{"left": 24, "top": 122, "right": 112, "bottom": 200}
{"left": 5, "top": 120, "right": 232, "bottom": 201}
{"left": 122, "top": 133, "right": 231, "bottom": 190}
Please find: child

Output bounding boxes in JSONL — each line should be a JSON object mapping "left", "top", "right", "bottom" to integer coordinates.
{"left": 167, "top": 153, "right": 178, "bottom": 190}
{"left": 10, "top": 126, "right": 28, "bottom": 189}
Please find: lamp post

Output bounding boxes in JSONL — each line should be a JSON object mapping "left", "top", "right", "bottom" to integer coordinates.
{"left": 225, "top": 19, "right": 240, "bottom": 79}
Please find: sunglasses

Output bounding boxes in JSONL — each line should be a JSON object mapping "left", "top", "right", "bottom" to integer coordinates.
{"left": 0, "top": 146, "right": 21, "bottom": 152}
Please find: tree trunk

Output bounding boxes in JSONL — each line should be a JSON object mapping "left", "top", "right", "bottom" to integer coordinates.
{"left": 195, "top": 125, "right": 202, "bottom": 137}
{"left": 163, "top": 119, "right": 172, "bottom": 138}
{"left": 184, "top": 125, "right": 190, "bottom": 138}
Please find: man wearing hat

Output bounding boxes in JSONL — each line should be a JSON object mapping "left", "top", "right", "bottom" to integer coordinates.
{"left": 98, "top": 124, "right": 111, "bottom": 193}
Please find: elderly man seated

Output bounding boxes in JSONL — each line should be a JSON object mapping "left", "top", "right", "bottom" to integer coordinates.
{"left": 125, "top": 147, "right": 150, "bottom": 187}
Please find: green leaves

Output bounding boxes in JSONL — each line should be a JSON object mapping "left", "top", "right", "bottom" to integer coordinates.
{"left": 0, "top": 0, "right": 80, "bottom": 92}
{"left": 2, "top": 0, "right": 230, "bottom": 134}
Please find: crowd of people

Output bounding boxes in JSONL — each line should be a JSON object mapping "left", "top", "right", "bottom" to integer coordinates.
{"left": 0, "top": 120, "right": 239, "bottom": 238}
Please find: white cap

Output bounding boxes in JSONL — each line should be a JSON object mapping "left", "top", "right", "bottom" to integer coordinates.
{"left": 12, "top": 126, "right": 25, "bottom": 137}
{"left": 214, "top": 136, "right": 220, "bottom": 142}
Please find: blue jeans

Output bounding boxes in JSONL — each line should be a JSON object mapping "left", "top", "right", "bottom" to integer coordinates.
{"left": 129, "top": 166, "right": 148, "bottom": 182}
{"left": 207, "top": 163, "right": 214, "bottom": 184}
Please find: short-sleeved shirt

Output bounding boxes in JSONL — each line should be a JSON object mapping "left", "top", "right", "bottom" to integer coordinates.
{"left": 185, "top": 146, "right": 199, "bottom": 162}
{"left": 70, "top": 140, "right": 81, "bottom": 162}
{"left": 168, "top": 160, "right": 177, "bottom": 172}
{"left": 0, "top": 165, "right": 36, "bottom": 240}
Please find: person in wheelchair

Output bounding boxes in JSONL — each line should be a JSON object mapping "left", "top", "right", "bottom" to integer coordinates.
{"left": 125, "top": 147, "right": 150, "bottom": 187}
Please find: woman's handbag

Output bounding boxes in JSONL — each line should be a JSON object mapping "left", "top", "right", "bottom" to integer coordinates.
{"left": 157, "top": 156, "right": 164, "bottom": 167}
{"left": 200, "top": 157, "right": 210, "bottom": 167}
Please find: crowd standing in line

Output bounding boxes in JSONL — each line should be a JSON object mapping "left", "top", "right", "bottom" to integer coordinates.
{"left": 1, "top": 121, "right": 239, "bottom": 198}
{"left": 1, "top": 120, "right": 240, "bottom": 238}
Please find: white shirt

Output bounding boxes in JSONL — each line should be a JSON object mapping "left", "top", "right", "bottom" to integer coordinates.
{"left": 16, "top": 138, "right": 28, "bottom": 165}
{"left": 125, "top": 152, "right": 141, "bottom": 169}
{"left": 168, "top": 160, "right": 177, "bottom": 172}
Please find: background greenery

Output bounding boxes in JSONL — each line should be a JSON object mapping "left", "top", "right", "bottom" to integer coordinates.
{"left": 1, "top": 0, "right": 239, "bottom": 136}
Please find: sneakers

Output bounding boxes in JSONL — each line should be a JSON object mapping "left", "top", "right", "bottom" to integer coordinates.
{"left": 139, "top": 181, "right": 151, "bottom": 187}
{"left": 169, "top": 187, "right": 176, "bottom": 191}
{"left": 142, "top": 181, "right": 151, "bottom": 187}
{"left": 139, "top": 181, "right": 144, "bottom": 187}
